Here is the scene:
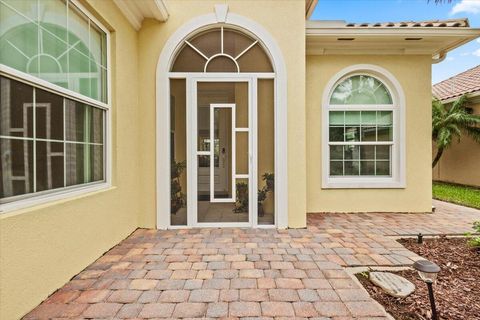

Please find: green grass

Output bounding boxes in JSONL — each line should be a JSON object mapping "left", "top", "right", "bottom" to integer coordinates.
{"left": 433, "top": 181, "right": 480, "bottom": 209}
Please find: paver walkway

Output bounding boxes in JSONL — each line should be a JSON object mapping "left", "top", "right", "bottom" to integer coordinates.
{"left": 24, "top": 200, "right": 480, "bottom": 319}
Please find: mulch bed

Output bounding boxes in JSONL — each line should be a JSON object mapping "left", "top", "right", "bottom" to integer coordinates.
{"left": 356, "top": 237, "right": 480, "bottom": 320}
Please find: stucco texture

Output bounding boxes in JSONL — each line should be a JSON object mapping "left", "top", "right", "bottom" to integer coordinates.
{"left": 306, "top": 55, "right": 433, "bottom": 213}
{"left": 0, "top": 1, "right": 142, "bottom": 319}
{"left": 433, "top": 101, "right": 480, "bottom": 187}
{"left": 137, "top": 0, "right": 307, "bottom": 228}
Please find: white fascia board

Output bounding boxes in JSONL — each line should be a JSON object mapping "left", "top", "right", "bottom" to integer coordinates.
{"left": 113, "top": 0, "right": 169, "bottom": 31}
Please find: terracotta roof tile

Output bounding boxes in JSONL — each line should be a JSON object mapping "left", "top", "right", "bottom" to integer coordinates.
{"left": 433, "top": 65, "right": 480, "bottom": 101}
{"left": 345, "top": 19, "right": 469, "bottom": 28}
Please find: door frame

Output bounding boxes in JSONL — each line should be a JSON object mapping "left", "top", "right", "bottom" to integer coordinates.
{"left": 156, "top": 11, "right": 289, "bottom": 229}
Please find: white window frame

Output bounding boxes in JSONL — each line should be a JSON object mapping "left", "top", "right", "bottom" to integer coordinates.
{"left": 0, "top": 0, "right": 111, "bottom": 214}
{"left": 322, "top": 64, "right": 406, "bottom": 189}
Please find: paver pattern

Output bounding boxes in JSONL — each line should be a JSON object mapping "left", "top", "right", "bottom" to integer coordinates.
{"left": 24, "top": 200, "right": 480, "bottom": 319}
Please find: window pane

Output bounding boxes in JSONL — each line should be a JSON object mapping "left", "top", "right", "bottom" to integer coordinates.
{"left": 89, "top": 23, "right": 106, "bottom": 67}
{"left": 237, "top": 43, "right": 273, "bottom": 72}
{"left": 0, "top": 138, "right": 34, "bottom": 199}
{"left": 92, "top": 145, "right": 104, "bottom": 182}
{"left": 361, "top": 111, "right": 376, "bottom": 125}
{"left": 223, "top": 29, "right": 255, "bottom": 58}
{"left": 344, "top": 145, "right": 359, "bottom": 160}
{"left": 171, "top": 44, "right": 206, "bottom": 72}
{"left": 329, "top": 126, "right": 344, "bottom": 142}
{"left": 92, "top": 108, "right": 104, "bottom": 144}
{"left": 0, "top": 4, "right": 39, "bottom": 74}
{"left": 2, "top": 0, "right": 38, "bottom": 21}
{"left": 190, "top": 29, "right": 221, "bottom": 58}
{"left": 258, "top": 79, "right": 275, "bottom": 225}
{"left": 206, "top": 56, "right": 238, "bottom": 72}
{"left": 35, "top": 141, "right": 64, "bottom": 192}
{"left": 0, "top": 77, "right": 34, "bottom": 138}
{"left": 35, "top": 88, "right": 64, "bottom": 140}
{"left": 65, "top": 143, "right": 103, "bottom": 186}
{"left": 170, "top": 79, "right": 187, "bottom": 226}
{"left": 345, "top": 126, "right": 360, "bottom": 142}
{"left": 378, "top": 111, "right": 393, "bottom": 125}
{"left": 330, "top": 145, "right": 343, "bottom": 160}
{"left": 360, "top": 161, "right": 375, "bottom": 175}
{"left": 360, "top": 145, "right": 375, "bottom": 160}
{"left": 330, "top": 75, "right": 393, "bottom": 105}
{"left": 344, "top": 161, "right": 359, "bottom": 175}
{"left": 376, "top": 160, "right": 390, "bottom": 176}
{"left": 330, "top": 161, "right": 343, "bottom": 176}
{"left": 377, "top": 126, "right": 393, "bottom": 141}
{"left": 65, "top": 99, "right": 90, "bottom": 142}
{"left": 361, "top": 126, "right": 376, "bottom": 141}
{"left": 329, "top": 111, "right": 344, "bottom": 125}
{"left": 345, "top": 111, "right": 360, "bottom": 125}
{"left": 376, "top": 145, "right": 390, "bottom": 160}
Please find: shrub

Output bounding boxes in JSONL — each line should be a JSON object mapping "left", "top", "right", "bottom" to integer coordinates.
{"left": 467, "top": 221, "right": 480, "bottom": 248}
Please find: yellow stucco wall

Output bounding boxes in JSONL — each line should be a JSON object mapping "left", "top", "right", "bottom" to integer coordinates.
{"left": 137, "top": 0, "right": 307, "bottom": 228}
{"left": 433, "top": 101, "right": 480, "bottom": 187}
{"left": 0, "top": 1, "right": 142, "bottom": 319}
{"left": 306, "top": 55, "right": 433, "bottom": 213}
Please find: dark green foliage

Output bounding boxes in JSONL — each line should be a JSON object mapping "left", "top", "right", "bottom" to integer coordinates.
{"left": 432, "top": 96, "right": 480, "bottom": 168}
{"left": 171, "top": 160, "right": 186, "bottom": 214}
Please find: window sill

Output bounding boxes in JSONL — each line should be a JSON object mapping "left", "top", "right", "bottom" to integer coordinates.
{"left": 322, "top": 178, "right": 406, "bottom": 189}
{"left": 0, "top": 183, "right": 114, "bottom": 216}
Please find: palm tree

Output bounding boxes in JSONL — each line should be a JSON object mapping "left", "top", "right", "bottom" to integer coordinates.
{"left": 432, "top": 95, "right": 480, "bottom": 168}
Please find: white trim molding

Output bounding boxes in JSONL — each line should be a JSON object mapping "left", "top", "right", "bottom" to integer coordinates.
{"left": 113, "top": 0, "right": 169, "bottom": 30}
{"left": 321, "top": 64, "right": 406, "bottom": 189}
{"left": 156, "top": 10, "right": 288, "bottom": 229}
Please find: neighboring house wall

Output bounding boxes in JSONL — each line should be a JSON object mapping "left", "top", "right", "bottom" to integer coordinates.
{"left": 433, "top": 100, "right": 480, "bottom": 187}
{"left": 136, "top": 0, "right": 307, "bottom": 228}
{"left": 306, "top": 55, "right": 432, "bottom": 213}
{"left": 0, "top": 1, "right": 142, "bottom": 319}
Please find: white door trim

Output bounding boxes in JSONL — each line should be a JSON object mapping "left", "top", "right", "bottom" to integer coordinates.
{"left": 156, "top": 11, "right": 288, "bottom": 229}
{"left": 209, "top": 103, "right": 236, "bottom": 203}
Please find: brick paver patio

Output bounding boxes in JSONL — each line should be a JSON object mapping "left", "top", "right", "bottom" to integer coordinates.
{"left": 24, "top": 200, "right": 480, "bottom": 319}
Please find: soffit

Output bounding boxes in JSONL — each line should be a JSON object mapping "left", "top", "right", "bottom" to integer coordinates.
{"left": 113, "top": 0, "right": 169, "bottom": 30}
{"left": 306, "top": 20, "right": 480, "bottom": 61}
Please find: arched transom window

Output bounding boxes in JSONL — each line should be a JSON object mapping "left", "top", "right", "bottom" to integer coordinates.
{"left": 171, "top": 26, "right": 273, "bottom": 73}
{"left": 325, "top": 73, "right": 403, "bottom": 188}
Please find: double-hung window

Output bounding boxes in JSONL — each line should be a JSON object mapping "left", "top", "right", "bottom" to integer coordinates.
{"left": 323, "top": 72, "right": 404, "bottom": 188}
{"left": 0, "top": 0, "right": 109, "bottom": 209}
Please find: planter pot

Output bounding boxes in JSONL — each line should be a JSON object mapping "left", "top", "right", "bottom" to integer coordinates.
{"left": 258, "top": 203, "right": 264, "bottom": 217}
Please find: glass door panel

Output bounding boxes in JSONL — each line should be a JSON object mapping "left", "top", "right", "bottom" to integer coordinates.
{"left": 258, "top": 79, "right": 275, "bottom": 225}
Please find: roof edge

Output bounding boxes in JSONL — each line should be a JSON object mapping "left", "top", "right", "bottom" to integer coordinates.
{"left": 113, "top": 0, "right": 169, "bottom": 31}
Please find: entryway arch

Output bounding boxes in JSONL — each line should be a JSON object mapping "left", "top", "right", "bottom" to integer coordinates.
{"left": 156, "top": 5, "right": 287, "bottom": 229}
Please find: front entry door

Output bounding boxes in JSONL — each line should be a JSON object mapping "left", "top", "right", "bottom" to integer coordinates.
{"left": 189, "top": 79, "right": 255, "bottom": 226}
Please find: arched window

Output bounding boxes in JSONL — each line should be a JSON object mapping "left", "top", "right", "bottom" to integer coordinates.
{"left": 171, "top": 26, "right": 273, "bottom": 73}
{"left": 323, "top": 68, "right": 405, "bottom": 188}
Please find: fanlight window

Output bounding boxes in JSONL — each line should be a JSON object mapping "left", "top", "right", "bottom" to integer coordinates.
{"left": 330, "top": 75, "right": 393, "bottom": 105}
{"left": 171, "top": 27, "right": 273, "bottom": 73}
{"left": 0, "top": 0, "right": 108, "bottom": 103}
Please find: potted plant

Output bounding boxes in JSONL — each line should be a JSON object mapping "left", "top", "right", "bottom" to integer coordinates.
{"left": 234, "top": 182, "right": 249, "bottom": 213}
{"left": 171, "top": 160, "right": 186, "bottom": 214}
